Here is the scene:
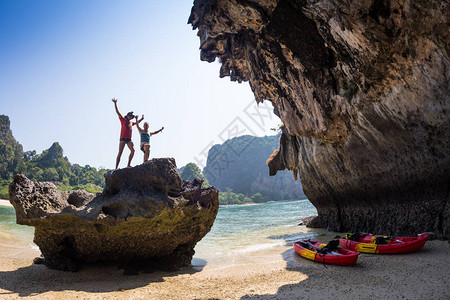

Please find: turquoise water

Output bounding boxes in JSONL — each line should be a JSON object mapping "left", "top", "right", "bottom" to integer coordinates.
{"left": 0, "top": 205, "right": 17, "bottom": 225}
{"left": 211, "top": 200, "right": 316, "bottom": 236}
{"left": 0, "top": 205, "right": 34, "bottom": 239}
{"left": 0, "top": 205, "right": 36, "bottom": 257}
{"left": 0, "top": 199, "right": 318, "bottom": 261}
{"left": 194, "top": 199, "right": 318, "bottom": 259}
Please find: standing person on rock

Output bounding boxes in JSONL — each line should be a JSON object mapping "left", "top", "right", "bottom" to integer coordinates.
{"left": 135, "top": 115, "right": 164, "bottom": 163}
{"left": 112, "top": 98, "right": 143, "bottom": 169}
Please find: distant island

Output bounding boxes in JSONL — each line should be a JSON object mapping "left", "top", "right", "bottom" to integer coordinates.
{"left": 180, "top": 134, "right": 305, "bottom": 205}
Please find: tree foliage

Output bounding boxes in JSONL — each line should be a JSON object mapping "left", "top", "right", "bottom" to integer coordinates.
{"left": 218, "top": 188, "right": 266, "bottom": 205}
{"left": 178, "top": 162, "right": 272, "bottom": 205}
{"left": 180, "top": 162, "right": 210, "bottom": 186}
{"left": 0, "top": 115, "right": 108, "bottom": 197}
{"left": 0, "top": 115, "right": 24, "bottom": 180}
{"left": 204, "top": 134, "right": 306, "bottom": 202}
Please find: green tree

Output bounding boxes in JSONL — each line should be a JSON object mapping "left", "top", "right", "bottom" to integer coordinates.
{"left": 41, "top": 168, "right": 59, "bottom": 182}
{"left": 224, "top": 187, "right": 233, "bottom": 201}
{"left": 251, "top": 192, "right": 265, "bottom": 203}
{"left": 180, "top": 162, "right": 210, "bottom": 186}
{"left": 203, "top": 134, "right": 306, "bottom": 202}
{"left": 0, "top": 115, "right": 24, "bottom": 180}
{"left": 180, "top": 162, "right": 202, "bottom": 180}
{"left": 0, "top": 115, "right": 109, "bottom": 196}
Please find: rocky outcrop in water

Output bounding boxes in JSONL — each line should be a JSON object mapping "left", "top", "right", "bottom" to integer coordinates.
{"left": 189, "top": 0, "right": 449, "bottom": 238}
{"left": 204, "top": 134, "right": 305, "bottom": 201}
{"left": 9, "top": 158, "right": 219, "bottom": 272}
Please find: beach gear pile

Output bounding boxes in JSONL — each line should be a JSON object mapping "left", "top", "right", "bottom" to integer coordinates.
{"left": 294, "top": 233, "right": 429, "bottom": 266}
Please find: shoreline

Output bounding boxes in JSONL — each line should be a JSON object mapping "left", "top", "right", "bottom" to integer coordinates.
{"left": 0, "top": 199, "right": 12, "bottom": 207}
{"left": 219, "top": 202, "right": 265, "bottom": 208}
{"left": 1, "top": 199, "right": 448, "bottom": 298}
{"left": 0, "top": 238, "right": 448, "bottom": 299}
{"left": 219, "top": 198, "right": 309, "bottom": 208}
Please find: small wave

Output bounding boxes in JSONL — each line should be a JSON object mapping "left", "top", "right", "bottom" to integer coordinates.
{"left": 232, "top": 240, "right": 286, "bottom": 254}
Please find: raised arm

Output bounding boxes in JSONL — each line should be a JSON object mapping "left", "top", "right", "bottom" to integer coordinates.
{"left": 138, "top": 114, "right": 144, "bottom": 123}
{"left": 112, "top": 98, "right": 122, "bottom": 118}
{"left": 150, "top": 126, "right": 164, "bottom": 135}
{"left": 135, "top": 116, "right": 143, "bottom": 133}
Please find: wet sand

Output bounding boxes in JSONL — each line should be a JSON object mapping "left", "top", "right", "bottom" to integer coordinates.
{"left": 0, "top": 229, "right": 449, "bottom": 299}
{"left": 0, "top": 199, "right": 12, "bottom": 207}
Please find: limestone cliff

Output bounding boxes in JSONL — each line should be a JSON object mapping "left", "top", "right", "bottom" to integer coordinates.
{"left": 204, "top": 134, "right": 305, "bottom": 200}
{"left": 189, "top": 0, "right": 449, "bottom": 238}
{"left": 9, "top": 158, "right": 219, "bottom": 272}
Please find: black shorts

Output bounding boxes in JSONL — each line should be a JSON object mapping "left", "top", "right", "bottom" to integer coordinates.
{"left": 120, "top": 138, "right": 132, "bottom": 143}
{"left": 141, "top": 143, "right": 150, "bottom": 153}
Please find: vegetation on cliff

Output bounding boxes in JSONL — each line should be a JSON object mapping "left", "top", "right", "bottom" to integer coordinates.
{"left": 0, "top": 115, "right": 107, "bottom": 198}
{"left": 179, "top": 163, "right": 209, "bottom": 186}
{"left": 3, "top": 113, "right": 304, "bottom": 206}
{"left": 204, "top": 134, "right": 305, "bottom": 202}
{"left": 0, "top": 115, "right": 23, "bottom": 180}
{"left": 179, "top": 134, "right": 305, "bottom": 205}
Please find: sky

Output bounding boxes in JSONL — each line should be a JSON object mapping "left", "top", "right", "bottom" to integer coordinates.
{"left": 0, "top": 0, "right": 280, "bottom": 170}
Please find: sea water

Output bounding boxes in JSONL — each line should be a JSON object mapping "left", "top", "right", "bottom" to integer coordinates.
{"left": 0, "top": 199, "right": 319, "bottom": 263}
{"left": 0, "top": 206, "right": 34, "bottom": 240}
{"left": 193, "top": 199, "right": 318, "bottom": 261}
{"left": 0, "top": 205, "right": 37, "bottom": 258}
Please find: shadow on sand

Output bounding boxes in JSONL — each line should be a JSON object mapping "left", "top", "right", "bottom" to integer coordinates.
{"left": 0, "top": 258, "right": 207, "bottom": 297}
{"left": 239, "top": 232, "right": 445, "bottom": 299}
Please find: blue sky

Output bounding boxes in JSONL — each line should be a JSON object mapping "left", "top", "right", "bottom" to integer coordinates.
{"left": 0, "top": 0, "right": 279, "bottom": 169}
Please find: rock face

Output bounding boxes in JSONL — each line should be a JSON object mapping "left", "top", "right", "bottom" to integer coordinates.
{"left": 189, "top": 0, "right": 449, "bottom": 238}
{"left": 9, "top": 158, "right": 219, "bottom": 271}
{"left": 204, "top": 134, "right": 305, "bottom": 200}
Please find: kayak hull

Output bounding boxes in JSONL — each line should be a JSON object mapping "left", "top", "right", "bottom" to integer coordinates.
{"left": 293, "top": 240, "right": 360, "bottom": 265}
{"left": 339, "top": 234, "right": 428, "bottom": 254}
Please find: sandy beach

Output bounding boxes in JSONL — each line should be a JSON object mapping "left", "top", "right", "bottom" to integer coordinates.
{"left": 1, "top": 226, "right": 449, "bottom": 300}
{"left": 1, "top": 199, "right": 449, "bottom": 299}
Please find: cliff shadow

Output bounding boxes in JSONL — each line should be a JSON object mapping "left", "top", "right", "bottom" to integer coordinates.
{"left": 239, "top": 235, "right": 445, "bottom": 299}
{"left": 0, "top": 258, "right": 207, "bottom": 297}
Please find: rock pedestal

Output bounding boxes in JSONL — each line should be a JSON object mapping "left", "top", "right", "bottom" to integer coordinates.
{"left": 9, "top": 158, "right": 219, "bottom": 271}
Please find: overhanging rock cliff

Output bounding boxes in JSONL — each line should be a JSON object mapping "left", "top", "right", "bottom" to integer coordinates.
{"left": 9, "top": 158, "right": 219, "bottom": 271}
{"left": 189, "top": 0, "right": 449, "bottom": 238}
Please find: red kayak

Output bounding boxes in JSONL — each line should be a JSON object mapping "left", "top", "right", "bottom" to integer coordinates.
{"left": 293, "top": 239, "right": 360, "bottom": 265}
{"left": 340, "top": 233, "right": 428, "bottom": 254}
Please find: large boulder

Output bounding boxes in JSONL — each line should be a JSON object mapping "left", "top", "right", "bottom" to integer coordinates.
{"left": 9, "top": 158, "right": 219, "bottom": 272}
{"left": 189, "top": 0, "right": 449, "bottom": 238}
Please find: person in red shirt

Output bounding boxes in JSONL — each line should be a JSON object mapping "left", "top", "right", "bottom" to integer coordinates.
{"left": 112, "top": 98, "right": 143, "bottom": 169}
